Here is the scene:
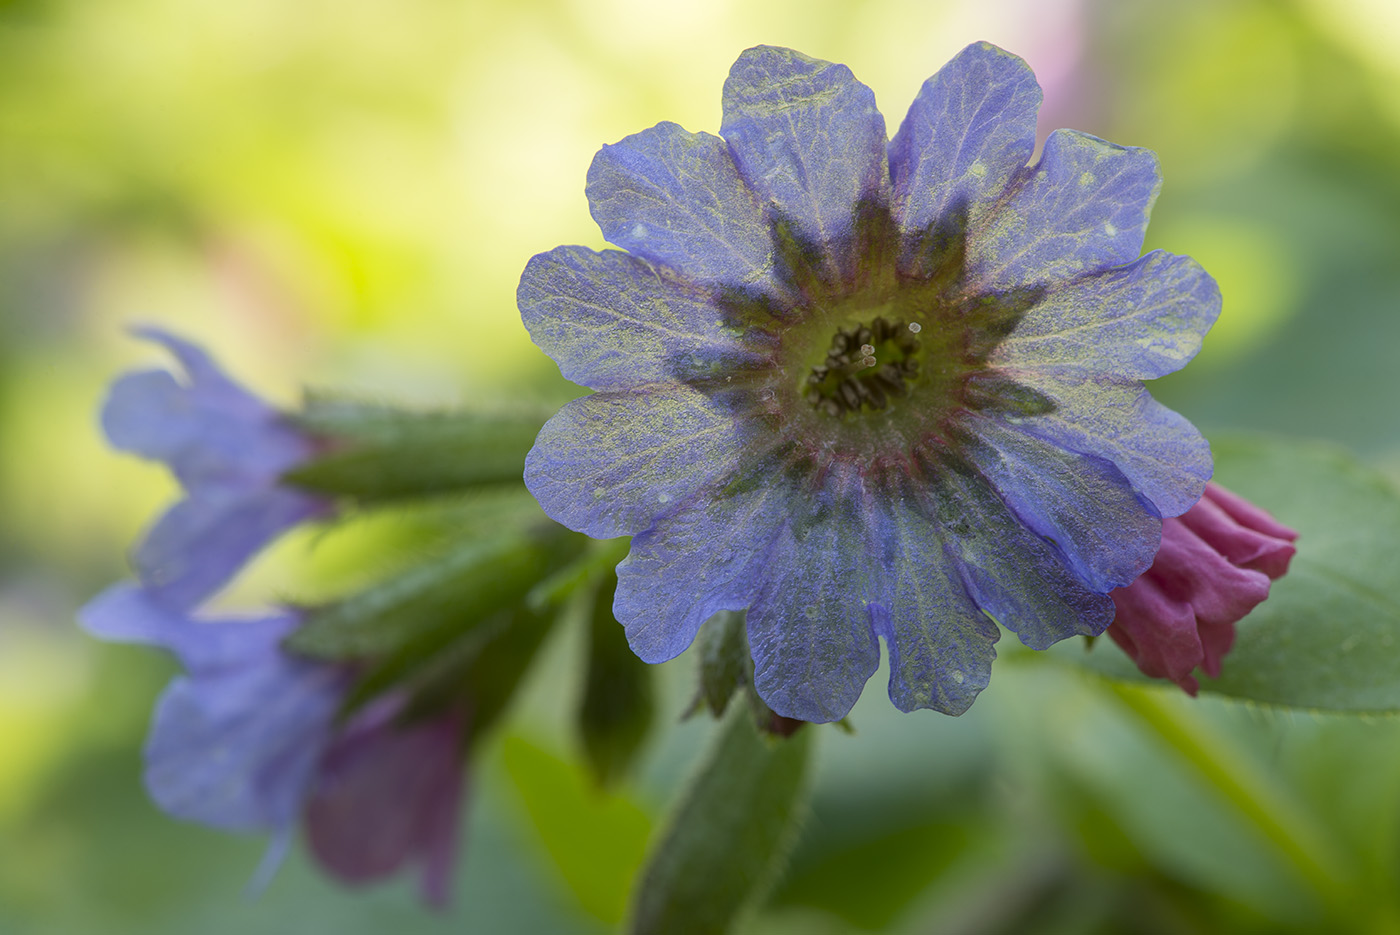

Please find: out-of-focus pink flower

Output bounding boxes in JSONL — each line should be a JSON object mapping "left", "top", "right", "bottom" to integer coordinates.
{"left": 304, "top": 707, "right": 467, "bottom": 908}
{"left": 1107, "top": 482, "right": 1298, "bottom": 694}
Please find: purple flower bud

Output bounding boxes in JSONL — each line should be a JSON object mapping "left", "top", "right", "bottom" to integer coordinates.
{"left": 304, "top": 705, "right": 467, "bottom": 909}
{"left": 101, "top": 328, "right": 332, "bottom": 611}
{"left": 1107, "top": 482, "right": 1299, "bottom": 694}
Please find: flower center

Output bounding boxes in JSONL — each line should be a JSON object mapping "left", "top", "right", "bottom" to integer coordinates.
{"left": 804, "top": 317, "right": 923, "bottom": 417}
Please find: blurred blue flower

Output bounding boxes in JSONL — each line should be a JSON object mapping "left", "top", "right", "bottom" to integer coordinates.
{"left": 81, "top": 585, "right": 346, "bottom": 833}
{"left": 85, "top": 330, "right": 466, "bottom": 903}
{"left": 522, "top": 42, "right": 1219, "bottom": 722}
{"left": 101, "top": 327, "right": 332, "bottom": 612}
{"left": 81, "top": 585, "right": 468, "bottom": 904}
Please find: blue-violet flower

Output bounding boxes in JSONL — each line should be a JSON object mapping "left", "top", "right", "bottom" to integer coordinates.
{"left": 80, "top": 585, "right": 468, "bottom": 905}
{"left": 85, "top": 331, "right": 466, "bottom": 903}
{"left": 101, "top": 327, "right": 332, "bottom": 612}
{"left": 521, "top": 42, "right": 1219, "bottom": 722}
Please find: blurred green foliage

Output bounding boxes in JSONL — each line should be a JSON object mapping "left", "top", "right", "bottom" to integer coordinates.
{"left": 5, "top": 0, "right": 1400, "bottom": 931}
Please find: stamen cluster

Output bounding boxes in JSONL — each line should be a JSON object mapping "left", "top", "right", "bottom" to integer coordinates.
{"left": 805, "top": 317, "right": 922, "bottom": 417}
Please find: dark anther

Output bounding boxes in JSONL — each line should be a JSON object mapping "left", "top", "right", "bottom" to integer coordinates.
{"left": 805, "top": 317, "right": 923, "bottom": 417}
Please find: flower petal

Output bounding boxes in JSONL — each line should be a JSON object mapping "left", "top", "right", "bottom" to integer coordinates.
{"left": 744, "top": 463, "right": 883, "bottom": 722}
{"left": 524, "top": 387, "right": 753, "bottom": 539}
{"left": 889, "top": 41, "right": 1041, "bottom": 271}
{"left": 518, "top": 245, "right": 767, "bottom": 391}
{"left": 995, "top": 370, "right": 1212, "bottom": 518}
{"left": 970, "top": 129, "right": 1161, "bottom": 291}
{"left": 996, "top": 250, "right": 1221, "bottom": 380}
{"left": 144, "top": 659, "right": 342, "bottom": 831}
{"left": 1146, "top": 519, "right": 1273, "bottom": 631}
{"left": 1107, "top": 482, "right": 1296, "bottom": 693}
{"left": 1195, "top": 482, "right": 1299, "bottom": 569}
{"left": 130, "top": 326, "right": 268, "bottom": 418}
{"left": 587, "top": 121, "right": 776, "bottom": 291}
{"left": 927, "top": 454, "right": 1116, "bottom": 649}
{"left": 959, "top": 414, "right": 1161, "bottom": 591}
{"left": 721, "top": 46, "right": 888, "bottom": 281}
{"left": 79, "top": 583, "right": 297, "bottom": 672}
{"left": 1108, "top": 573, "right": 1211, "bottom": 693}
{"left": 134, "top": 486, "right": 328, "bottom": 612}
{"left": 867, "top": 472, "right": 999, "bottom": 716}
{"left": 614, "top": 473, "right": 788, "bottom": 664}
{"left": 103, "top": 334, "right": 311, "bottom": 488}
{"left": 85, "top": 590, "right": 346, "bottom": 831}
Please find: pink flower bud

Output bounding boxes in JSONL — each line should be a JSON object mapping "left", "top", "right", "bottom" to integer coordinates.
{"left": 1107, "top": 482, "right": 1298, "bottom": 694}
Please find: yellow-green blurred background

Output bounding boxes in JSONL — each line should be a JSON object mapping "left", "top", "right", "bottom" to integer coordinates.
{"left": 5, "top": 0, "right": 1400, "bottom": 932}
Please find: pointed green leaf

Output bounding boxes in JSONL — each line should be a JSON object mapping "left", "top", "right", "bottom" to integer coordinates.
{"left": 285, "top": 529, "right": 574, "bottom": 660}
{"left": 458, "top": 605, "right": 562, "bottom": 740}
{"left": 578, "top": 572, "right": 656, "bottom": 787}
{"left": 501, "top": 734, "right": 654, "bottom": 925}
{"left": 686, "top": 610, "right": 752, "bottom": 719}
{"left": 627, "top": 708, "right": 813, "bottom": 935}
{"left": 286, "top": 398, "right": 545, "bottom": 502}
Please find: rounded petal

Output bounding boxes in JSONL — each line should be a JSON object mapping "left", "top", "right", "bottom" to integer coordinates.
{"left": 721, "top": 46, "right": 888, "bottom": 281}
{"left": 996, "top": 250, "right": 1221, "bottom": 380}
{"left": 519, "top": 245, "right": 766, "bottom": 391}
{"left": 1197, "top": 481, "right": 1299, "bottom": 572}
{"left": 926, "top": 453, "right": 1116, "bottom": 649}
{"left": 586, "top": 121, "right": 776, "bottom": 292}
{"left": 866, "top": 473, "right": 1000, "bottom": 716}
{"left": 994, "top": 370, "right": 1212, "bottom": 518}
{"left": 1107, "top": 575, "right": 1208, "bottom": 692}
{"left": 959, "top": 414, "right": 1162, "bottom": 592}
{"left": 143, "top": 647, "right": 345, "bottom": 831}
{"left": 614, "top": 472, "right": 789, "bottom": 664}
{"left": 82, "top": 585, "right": 352, "bottom": 855}
{"left": 81, "top": 585, "right": 345, "bottom": 831}
{"left": 970, "top": 129, "right": 1161, "bottom": 291}
{"left": 1146, "top": 520, "right": 1273, "bottom": 631}
{"left": 103, "top": 335, "right": 310, "bottom": 488}
{"left": 889, "top": 41, "right": 1041, "bottom": 273}
{"left": 744, "top": 464, "right": 883, "bottom": 722}
{"left": 524, "top": 386, "right": 754, "bottom": 539}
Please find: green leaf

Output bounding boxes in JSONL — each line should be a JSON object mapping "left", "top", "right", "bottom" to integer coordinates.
{"left": 577, "top": 572, "right": 655, "bottom": 788}
{"left": 285, "top": 398, "right": 545, "bottom": 502}
{"left": 526, "top": 536, "right": 630, "bottom": 611}
{"left": 285, "top": 529, "right": 572, "bottom": 660}
{"left": 1070, "top": 434, "right": 1400, "bottom": 711}
{"left": 457, "top": 605, "right": 561, "bottom": 741}
{"left": 342, "top": 608, "right": 512, "bottom": 718}
{"left": 627, "top": 707, "right": 813, "bottom": 935}
{"left": 686, "top": 610, "right": 752, "bottom": 719}
{"left": 684, "top": 611, "right": 815, "bottom": 737}
{"left": 501, "top": 734, "right": 654, "bottom": 926}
